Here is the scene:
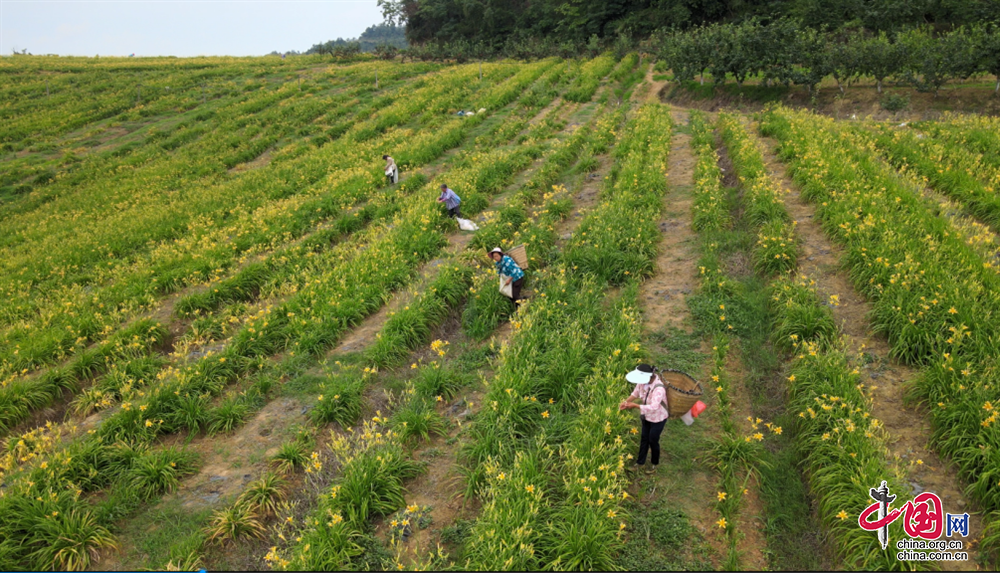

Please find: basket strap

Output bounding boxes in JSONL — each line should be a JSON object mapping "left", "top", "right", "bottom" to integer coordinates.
{"left": 646, "top": 383, "right": 669, "bottom": 411}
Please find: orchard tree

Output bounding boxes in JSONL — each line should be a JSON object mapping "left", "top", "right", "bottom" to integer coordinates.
{"left": 971, "top": 24, "right": 1000, "bottom": 92}
{"left": 827, "top": 32, "right": 863, "bottom": 93}
{"left": 759, "top": 19, "right": 802, "bottom": 87}
{"left": 660, "top": 26, "right": 713, "bottom": 84}
{"left": 794, "top": 27, "right": 832, "bottom": 95}
{"left": 705, "top": 21, "right": 756, "bottom": 86}
{"left": 857, "top": 31, "right": 907, "bottom": 93}
{"left": 899, "top": 26, "right": 975, "bottom": 96}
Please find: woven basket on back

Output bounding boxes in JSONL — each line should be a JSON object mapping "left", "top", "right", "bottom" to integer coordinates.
{"left": 508, "top": 244, "right": 529, "bottom": 269}
{"left": 661, "top": 369, "right": 702, "bottom": 418}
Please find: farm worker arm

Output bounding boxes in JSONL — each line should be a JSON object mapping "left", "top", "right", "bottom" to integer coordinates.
{"left": 621, "top": 384, "right": 643, "bottom": 410}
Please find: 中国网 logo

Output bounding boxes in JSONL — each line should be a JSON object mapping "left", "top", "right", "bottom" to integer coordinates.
{"left": 858, "top": 480, "right": 969, "bottom": 562}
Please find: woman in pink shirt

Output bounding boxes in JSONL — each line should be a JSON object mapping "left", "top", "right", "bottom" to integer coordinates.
{"left": 620, "top": 364, "right": 669, "bottom": 474}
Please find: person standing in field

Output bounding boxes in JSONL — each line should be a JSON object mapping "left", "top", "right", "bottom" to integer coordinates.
{"left": 437, "top": 183, "right": 461, "bottom": 218}
{"left": 488, "top": 247, "right": 524, "bottom": 308}
{"left": 383, "top": 154, "right": 398, "bottom": 184}
{"left": 620, "top": 364, "right": 669, "bottom": 474}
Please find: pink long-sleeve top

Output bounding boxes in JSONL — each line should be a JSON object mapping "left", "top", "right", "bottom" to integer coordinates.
{"left": 630, "top": 377, "right": 669, "bottom": 423}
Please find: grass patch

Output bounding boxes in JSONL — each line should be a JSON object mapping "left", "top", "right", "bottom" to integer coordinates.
{"left": 646, "top": 326, "right": 705, "bottom": 374}
{"left": 756, "top": 428, "right": 825, "bottom": 570}
{"left": 113, "top": 498, "right": 215, "bottom": 570}
{"left": 670, "top": 80, "right": 792, "bottom": 104}
{"left": 616, "top": 500, "right": 714, "bottom": 571}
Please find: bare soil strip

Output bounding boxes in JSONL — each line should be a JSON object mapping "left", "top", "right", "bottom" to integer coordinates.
{"left": 642, "top": 110, "right": 699, "bottom": 335}
{"left": 630, "top": 107, "right": 766, "bottom": 569}
{"left": 634, "top": 62, "right": 668, "bottom": 105}
{"left": 551, "top": 155, "right": 609, "bottom": 246}
{"left": 756, "top": 129, "right": 983, "bottom": 568}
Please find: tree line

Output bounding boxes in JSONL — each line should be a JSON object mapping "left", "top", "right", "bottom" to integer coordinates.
{"left": 300, "top": 23, "right": 407, "bottom": 58}
{"left": 655, "top": 21, "right": 1000, "bottom": 94}
{"left": 376, "top": 0, "right": 1000, "bottom": 46}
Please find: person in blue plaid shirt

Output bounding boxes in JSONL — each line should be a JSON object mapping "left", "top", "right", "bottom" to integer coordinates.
{"left": 489, "top": 247, "right": 525, "bottom": 307}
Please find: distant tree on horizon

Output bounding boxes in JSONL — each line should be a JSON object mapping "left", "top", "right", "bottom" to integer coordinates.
{"left": 302, "top": 22, "right": 407, "bottom": 55}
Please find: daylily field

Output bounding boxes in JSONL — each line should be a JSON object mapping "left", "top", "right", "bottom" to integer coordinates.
{"left": 1, "top": 54, "right": 999, "bottom": 571}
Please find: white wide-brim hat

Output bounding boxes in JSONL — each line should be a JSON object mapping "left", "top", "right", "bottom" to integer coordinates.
{"left": 626, "top": 365, "right": 656, "bottom": 384}
{"left": 488, "top": 247, "right": 503, "bottom": 255}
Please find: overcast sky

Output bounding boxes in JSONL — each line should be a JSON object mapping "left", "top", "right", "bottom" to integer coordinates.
{"left": 0, "top": 0, "right": 385, "bottom": 57}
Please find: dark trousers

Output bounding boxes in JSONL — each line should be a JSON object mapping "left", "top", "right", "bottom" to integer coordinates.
{"left": 509, "top": 277, "right": 524, "bottom": 305}
{"left": 638, "top": 418, "right": 666, "bottom": 466}
{"left": 447, "top": 205, "right": 461, "bottom": 218}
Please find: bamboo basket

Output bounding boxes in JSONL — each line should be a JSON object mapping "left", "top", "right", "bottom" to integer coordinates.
{"left": 661, "top": 369, "right": 702, "bottom": 418}
{"left": 508, "top": 244, "right": 529, "bottom": 269}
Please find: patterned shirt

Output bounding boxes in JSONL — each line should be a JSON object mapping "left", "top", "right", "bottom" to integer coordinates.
{"left": 439, "top": 188, "right": 461, "bottom": 209}
{"left": 629, "top": 376, "right": 669, "bottom": 423}
{"left": 495, "top": 255, "right": 524, "bottom": 281}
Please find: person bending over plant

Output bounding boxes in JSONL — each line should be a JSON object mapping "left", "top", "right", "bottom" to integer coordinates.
{"left": 488, "top": 247, "right": 524, "bottom": 309}
{"left": 437, "top": 183, "right": 461, "bottom": 218}
{"left": 383, "top": 154, "right": 398, "bottom": 184}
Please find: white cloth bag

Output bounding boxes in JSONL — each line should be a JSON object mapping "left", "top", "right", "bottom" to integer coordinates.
{"left": 457, "top": 217, "right": 479, "bottom": 231}
{"left": 499, "top": 274, "right": 513, "bottom": 298}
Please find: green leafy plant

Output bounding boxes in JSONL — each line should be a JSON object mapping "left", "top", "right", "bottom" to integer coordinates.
{"left": 237, "top": 472, "right": 287, "bottom": 518}
{"left": 167, "top": 393, "right": 210, "bottom": 434}
{"left": 129, "top": 448, "right": 199, "bottom": 502}
{"left": 412, "top": 363, "right": 466, "bottom": 400}
{"left": 206, "top": 396, "right": 250, "bottom": 435}
{"left": 309, "top": 372, "right": 365, "bottom": 427}
{"left": 270, "top": 431, "right": 314, "bottom": 474}
{"left": 204, "top": 503, "right": 265, "bottom": 544}
{"left": 26, "top": 508, "right": 119, "bottom": 571}
{"left": 879, "top": 92, "right": 910, "bottom": 112}
{"left": 390, "top": 398, "right": 449, "bottom": 444}
{"left": 769, "top": 276, "right": 839, "bottom": 353}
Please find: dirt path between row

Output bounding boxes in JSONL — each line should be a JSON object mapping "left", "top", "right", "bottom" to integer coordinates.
{"left": 755, "top": 129, "right": 983, "bottom": 569}
{"left": 634, "top": 62, "right": 668, "bottom": 105}
{"left": 683, "top": 109, "right": 773, "bottom": 570}
{"left": 641, "top": 110, "right": 699, "bottom": 335}
{"left": 628, "top": 107, "right": 769, "bottom": 570}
